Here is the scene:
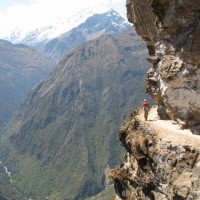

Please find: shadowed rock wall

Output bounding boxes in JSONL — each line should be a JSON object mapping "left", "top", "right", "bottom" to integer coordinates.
{"left": 126, "top": 0, "right": 200, "bottom": 134}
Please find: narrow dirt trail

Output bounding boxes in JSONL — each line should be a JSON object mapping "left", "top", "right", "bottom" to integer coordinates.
{"left": 137, "top": 106, "right": 200, "bottom": 148}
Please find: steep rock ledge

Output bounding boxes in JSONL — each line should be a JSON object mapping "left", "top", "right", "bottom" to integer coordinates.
{"left": 110, "top": 109, "right": 200, "bottom": 199}
{"left": 126, "top": 0, "right": 200, "bottom": 134}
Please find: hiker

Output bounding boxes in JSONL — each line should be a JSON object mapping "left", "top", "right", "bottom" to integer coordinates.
{"left": 143, "top": 99, "right": 150, "bottom": 121}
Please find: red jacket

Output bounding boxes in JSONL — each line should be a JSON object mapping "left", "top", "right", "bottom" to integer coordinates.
{"left": 143, "top": 101, "right": 149, "bottom": 107}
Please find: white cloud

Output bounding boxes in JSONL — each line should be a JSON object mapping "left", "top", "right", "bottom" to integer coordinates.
{"left": 0, "top": 0, "right": 126, "bottom": 38}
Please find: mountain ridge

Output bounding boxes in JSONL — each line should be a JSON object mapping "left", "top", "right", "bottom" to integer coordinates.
{"left": 44, "top": 9, "right": 131, "bottom": 61}
{"left": 3, "top": 9, "right": 129, "bottom": 47}
{"left": 0, "top": 27, "right": 149, "bottom": 200}
{"left": 0, "top": 39, "right": 56, "bottom": 129}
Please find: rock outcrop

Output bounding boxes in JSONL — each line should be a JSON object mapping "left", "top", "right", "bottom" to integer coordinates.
{"left": 126, "top": 0, "right": 200, "bottom": 134}
{"left": 110, "top": 1, "right": 200, "bottom": 198}
{"left": 110, "top": 109, "right": 200, "bottom": 199}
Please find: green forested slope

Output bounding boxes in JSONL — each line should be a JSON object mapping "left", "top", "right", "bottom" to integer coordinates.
{"left": 0, "top": 28, "right": 149, "bottom": 199}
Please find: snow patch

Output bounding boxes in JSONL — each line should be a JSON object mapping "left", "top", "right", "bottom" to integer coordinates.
{"left": 3, "top": 7, "right": 129, "bottom": 46}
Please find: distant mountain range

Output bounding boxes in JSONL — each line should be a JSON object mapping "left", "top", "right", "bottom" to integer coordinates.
{"left": 3, "top": 6, "right": 99, "bottom": 45}
{"left": 3, "top": 9, "right": 130, "bottom": 48}
{"left": 0, "top": 27, "right": 149, "bottom": 200}
{"left": 44, "top": 10, "right": 131, "bottom": 61}
{"left": 0, "top": 10, "right": 131, "bottom": 128}
{"left": 0, "top": 10, "right": 130, "bottom": 130}
{"left": 0, "top": 39, "right": 56, "bottom": 129}
{"left": 3, "top": 10, "right": 131, "bottom": 63}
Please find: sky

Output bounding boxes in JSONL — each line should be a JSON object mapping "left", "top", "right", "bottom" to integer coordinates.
{"left": 0, "top": 0, "right": 127, "bottom": 38}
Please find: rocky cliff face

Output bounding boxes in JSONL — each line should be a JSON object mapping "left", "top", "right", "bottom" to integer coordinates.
{"left": 126, "top": 0, "right": 200, "bottom": 134}
{"left": 110, "top": 110, "right": 200, "bottom": 199}
{"left": 110, "top": 1, "right": 200, "bottom": 199}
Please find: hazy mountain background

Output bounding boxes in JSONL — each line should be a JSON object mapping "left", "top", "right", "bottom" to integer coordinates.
{"left": 0, "top": 10, "right": 130, "bottom": 131}
{"left": 4, "top": 10, "right": 131, "bottom": 63}
{"left": 0, "top": 39, "right": 56, "bottom": 129}
{"left": 0, "top": 27, "right": 149, "bottom": 199}
{"left": 3, "top": 6, "right": 105, "bottom": 46}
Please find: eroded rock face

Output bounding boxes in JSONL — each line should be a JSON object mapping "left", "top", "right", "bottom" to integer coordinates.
{"left": 110, "top": 114, "right": 200, "bottom": 199}
{"left": 126, "top": 0, "right": 200, "bottom": 134}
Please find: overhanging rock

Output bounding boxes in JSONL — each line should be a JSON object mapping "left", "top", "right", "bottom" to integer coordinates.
{"left": 126, "top": 0, "right": 200, "bottom": 134}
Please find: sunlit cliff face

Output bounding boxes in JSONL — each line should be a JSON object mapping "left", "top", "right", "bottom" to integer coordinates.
{"left": 126, "top": 0, "right": 200, "bottom": 134}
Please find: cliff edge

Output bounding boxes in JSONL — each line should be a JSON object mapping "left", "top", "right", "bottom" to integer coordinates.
{"left": 126, "top": 0, "right": 200, "bottom": 134}
{"left": 110, "top": 107, "right": 200, "bottom": 199}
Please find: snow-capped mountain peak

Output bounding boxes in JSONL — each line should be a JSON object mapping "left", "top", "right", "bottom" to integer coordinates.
{"left": 43, "top": 9, "right": 131, "bottom": 61}
{"left": 3, "top": 6, "right": 129, "bottom": 46}
{"left": 4, "top": 7, "right": 94, "bottom": 45}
